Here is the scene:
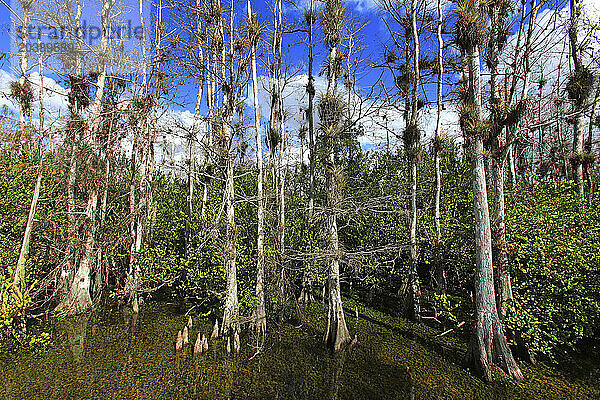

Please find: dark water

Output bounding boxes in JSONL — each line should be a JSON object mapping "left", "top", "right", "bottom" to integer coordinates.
{"left": 0, "top": 302, "right": 597, "bottom": 399}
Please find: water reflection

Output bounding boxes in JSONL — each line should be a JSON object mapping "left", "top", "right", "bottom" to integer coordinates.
{"left": 327, "top": 352, "right": 346, "bottom": 400}
{"left": 63, "top": 313, "right": 90, "bottom": 365}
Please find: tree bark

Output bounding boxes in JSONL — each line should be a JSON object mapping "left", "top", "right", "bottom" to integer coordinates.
{"left": 585, "top": 81, "right": 600, "bottom": 202}
{"left": 307, "top": 0, "right": 316, "bottom": 220}
{"left": 56, "top": 0, "right": 114, "bottom": 316}
{"left": 62, "top": 0, "right": 84, "bottom": 298}
{"left": 62, "top": 129, "right": 79, "bottom": 298}
{"left": 470, "top": 136, "right": 522, "bottom": 382}
{"left": 489, "top": 0, "right": 512, "bottom": 320}
{"left": 492, "top": 155, "right": 512, "bottom": 320}
{"left": 95, "top": 133, "right": 111, "bottom": 298}
{"left": 17, "top": 3, "right": 29, "bottom": 130}
{"left": 128, "top": 126, "right": 139, "bottom": 309}
{"left": 569, "top": 0, "right": 585, "bottom": 198}
{"left": 187, "top": 6, "right": 205, "bottom": 253}
{"left": 221, "top": 0, "right": 239, "bottom": 345}
{"left": 433, "top": 0, "right": 444, "bottom": 292}
{"left": 404, "top": 0, "right": 421, "bottom": 320}
{"left": 466, "top": 34, "right": 523, "bottom": 382}
{"left": 186, "top": 103, "right": 198, "bottom": 254}
{"left": 324, "top": 153, "right": 351, "bottom": 351}
{"left": 222, "top": 119, "right": 238, "bottom": 340}
{"left": 323, "top": 20, "right": 350, "bottom": 349}
{"left": 248, "top": 0, "right": 266, "bottom": 336}
{"left": 56, "top": 192, "right": 97, "bottom": 315}
{"left": 13, "top": 156, "right": 43, "bottom": 291}
{"left": 37, "top": 41, "right": 44, "bottom": 133}
{"left": 277, "top": 0, "right": 286, "bottom": 261}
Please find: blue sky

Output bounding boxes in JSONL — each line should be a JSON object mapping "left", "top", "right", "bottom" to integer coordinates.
{"left": 0, "top": 0, "right": 592, "bottom": 155}
{"left": 0, "top": 0, "right": 561, "bottom": 103}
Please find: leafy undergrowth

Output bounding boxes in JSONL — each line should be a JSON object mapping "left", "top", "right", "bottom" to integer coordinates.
{"left": 0, "top": 300, "right": 597, "bottom": 399}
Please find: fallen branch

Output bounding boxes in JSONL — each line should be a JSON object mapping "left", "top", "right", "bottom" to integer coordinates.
{"left": 435, "top": 321, "right": 465, "bottom": 338}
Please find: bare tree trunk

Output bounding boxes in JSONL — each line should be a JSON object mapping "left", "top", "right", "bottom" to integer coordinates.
{"left": 201, "top": 54, "right": 214, "bottom": 219}
{"left": 268, "top": 0, "right": 288, "bottom": 303}
{"left": 327, "top": 46, "right": 338, "bottom": 95}
{"left": 322, "top": 7, "right": 350, "bottom": 348}
{"left": 132, "top": 128, "right": 149, "bottom": 313}
{"left": 489, "top": 1, "right": 512, "bottom": 320}
{"left": 61, "top": 0, "right": 84, "bottom": 298}
{"left": 307, "top": 0, "right": 315, "bottom": 220}
{"left": 248, "top": 0, "right": 266, "bottom": 336}
{"left": 465, "top": 33, "right": 523, "bottom": 382}
{"left": 17, "top": 3, "right": 29, "bottom": 130}
{"left": 187, "top": 4, "right": 205, "bottom": 253}
{"left": 186, "top": 116, "right": 197, "bottom": 255}
{"left": 556, "top": 100, "right": 570, "bottom": 180}
{"left": 585, "top": 81, "right": 600, "bottom": 202}
{"left": 96, "top": 163, "right": 109, "bottom": 290}
{"left": 128, "top": 129, "right": 139, "bottom": 308}
{"left": 186, "top": 88, "right": 201, "bottom": 253}
{"left": 57, "top": 191, "right": 97, "bottom": 315}
{"left": 324, "top": 149, "right": 351, "bottom": 351}
{"left": 520, "top": 0, "right": 538, "bottom": 101}
{"left": 404, "top": 0, "right": 421, "bottom": 320}
{"left": 37, "top": 43, "right": 44, "bottom": 133}
{"left": 507, "top": 145, "right": 516, "bottom": 187}
{"left": 492, "top": 156, "right": 512, "bottom": 319}
{"left": 57, "top": 0, "right": 114, "bottom": 316}
{"left": 569, "top": 0, "right": 585, "bottom": 198}
{"left": 126, "top": 0, "right": 152, "bottom": 313}
{"left": 221, "top": 0, "right": 239, "bottom": 350}
{"left": 278, "top": 131, "right": 286, "bottom": 258}
{"left": 470, "top": 135, "right": 522, "bottom": 382}
{"left": 62, "top": 130, "right": 79, "bottom": 298}
{"left": 13, "top": 156, "right": 43, "bottom": 291}
{"left": 95, "top": 134, "right": 111, "bottom": 298}
{"left": 276, "top": 0, "right": 285, "bottom": 261}
{"left": 572, "top": 112, "right": 586, "bottom": 198}
{"left": 222, "top": 148, "right": 238, "bottom": 338}
{"left": 433, "top": 0, "right": 444, "bottom": 292}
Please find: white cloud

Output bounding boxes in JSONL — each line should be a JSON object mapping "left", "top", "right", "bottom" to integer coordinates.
{"left": 498, "top": 0, "right": 600, "bottom": 99}
{"left": 0, "top": 69, "right": 70, "bottom": 130}
{"left": 3, "top": 0, "right": 597, "bottom": 170}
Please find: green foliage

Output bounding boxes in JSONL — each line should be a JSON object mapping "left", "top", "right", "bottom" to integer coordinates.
{"left": 2, "top": 124, "right": 600, "bottom": 366}
{"left": 1, "top": 275, "right": 32, "bottom": 337}
{"left": 505, "top": 181, "right": 600, "bottom": 358}
{"left": 430, "top": 292, "right": 460, "bottom": 323}
{"left": 0, "top": 149, "right": 76, "bottom": 344}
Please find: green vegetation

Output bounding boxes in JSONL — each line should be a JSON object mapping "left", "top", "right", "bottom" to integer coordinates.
{"left": 2, "top": 142, "right": 600, "bottom": 366}
{"left": 2, "top": 0, "right": 600, "bottom": 392}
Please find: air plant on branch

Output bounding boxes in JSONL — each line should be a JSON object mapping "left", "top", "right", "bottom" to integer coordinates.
{"left": 245, "top": 12, "right": 266, "bottom": 47}
{"left": 318, "top": 93, "right": 346, "bottom": 132}
{"left": 9, "top": 80, "right": 34, "bottom": 115}
{"left": 566, "top": 66, "right": 595, "bottom": 107}
{"left": 321, "top": 0, "right": 345, "bottom": 50}
{"left": 452, "top": 0, "right": 487, "bottom": 53}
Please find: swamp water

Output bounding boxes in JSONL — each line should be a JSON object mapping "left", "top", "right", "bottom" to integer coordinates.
{"left": 0, "top": 301, "right": 598, "bottom": 399}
